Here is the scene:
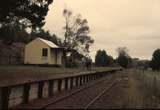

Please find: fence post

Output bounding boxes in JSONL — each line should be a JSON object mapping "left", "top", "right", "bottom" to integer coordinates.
{"left": 70, "top": 77, "right": 74, "bottom": 89}
{"left": 96, "top": 74, "right": 99, "bottom": 79}
{"left": 80, "top": 76, "right": 83, "bottom": 86}
{"left": 89, "top": 75, "right": 91, "bottom": 80}
{"left": 86, "top": 75, "right": 89, "bottom": 82}
{"left": 91, "top": 75, "right": 93, "bottom": 80}
{"left": 83, "top": 76, "right": 86, "bottom": 84}
{"left": 23, "top": 84, "right": 31, "bottom": 103}
{"left": 83, "top": 75, "right": 86, "bottom": 84}
{"left": 65, "top": 78, "right": 69, "bottom": 90}
{"left": 85, "top": 75, "right": 87, "bottom": 82}
{"left": 94, "top": 74, "right": 96, "bottom": 80}
{"left": 58, "top": 79, "right": 62, "bottom": 91}
{"left": 82, "top": 75, "right": 84, "bottom": 84}
{"left": 38, "top": 82, "right": 44, "bottom": 98}
{"left": 48, "top": 80, "right": 54, "bottom": 97}
{"left": 1, "top": 87, "right": 11, "bottom": 109}
{"left": 76, "top": 77, "right": 79, "bottom": 87}
{"left": 92, "top": 74, "right": 95, "bottom": 80}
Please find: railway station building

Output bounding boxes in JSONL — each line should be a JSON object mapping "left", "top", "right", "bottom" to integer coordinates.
{"left": 24, "top": 37, "right": 65, "bottom": 66}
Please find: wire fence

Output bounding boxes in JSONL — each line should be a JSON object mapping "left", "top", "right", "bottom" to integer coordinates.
{"left": 0, "top": 55, "right": 24, "bottom": 65}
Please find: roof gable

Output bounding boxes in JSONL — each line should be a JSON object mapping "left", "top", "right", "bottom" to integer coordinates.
{"left": 37, "top": 38, "right": 59, "bottom": 48}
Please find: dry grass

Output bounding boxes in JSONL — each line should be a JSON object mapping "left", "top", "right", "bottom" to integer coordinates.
{"left": 133, "top": 69, "right": 160, "bottom": 108}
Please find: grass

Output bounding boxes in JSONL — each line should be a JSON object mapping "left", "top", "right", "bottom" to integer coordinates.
{"left": 134, "top": 69, "right": 160, "bottom": 108}
{"left": 0, "top": 65, "right": 120, "bottom": 87}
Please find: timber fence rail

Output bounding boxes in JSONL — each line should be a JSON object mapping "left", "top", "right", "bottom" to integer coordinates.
{"left": 0, "top": 68, "right": 122, "bottom": 109}
{"left": 0, "top": 55, "right": 23, "bottom": 65}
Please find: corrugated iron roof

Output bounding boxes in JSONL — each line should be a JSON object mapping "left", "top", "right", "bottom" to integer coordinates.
{"left": 37, "top": 37, "right": 59, "bottom": 48}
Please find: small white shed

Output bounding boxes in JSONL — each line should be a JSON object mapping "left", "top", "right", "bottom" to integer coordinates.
{"left": 24, "top": 37, "right": 64, "bottom": 66}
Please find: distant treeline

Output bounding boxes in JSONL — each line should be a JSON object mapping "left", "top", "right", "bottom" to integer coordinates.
{"left": 95, "top": 48, "right": 160, "bottom": 71}
{"left": 95, "top": 50, "right": 114, "bottom": 67}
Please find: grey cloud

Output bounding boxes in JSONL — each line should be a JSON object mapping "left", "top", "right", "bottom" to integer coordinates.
{"left": 44, "top": 0, "right": 160, "bottom": 60}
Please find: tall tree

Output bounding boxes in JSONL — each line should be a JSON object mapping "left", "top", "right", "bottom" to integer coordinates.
{"left": 30, "top": 29, "right": 62, "bottom": 46}
{"left": 95, "top": 50, "right": 103, "bottom": 66}
{"left": 62, "top": 8, "right": 94, "bottom": 56}
{"left": 0, "top": 20, "right": 30, "bottom": 44}
{"left": 0, "top": 0, "right": 53, "bottom": 30}
{"left": 95, "top": 50, "right": 114, "bottom": 67}
{"left": 116, "top": 47, "right": 132, "bottom": 68}
{"left": 150, "top": 49, "right": 160, "bottom": 71}
{"left": 0, "top": 0, "right": 54, "bottom": 44}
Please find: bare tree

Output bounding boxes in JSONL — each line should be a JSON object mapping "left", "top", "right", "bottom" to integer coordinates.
{"left": 62, "top": 8, "right": 94, "bottom": 57}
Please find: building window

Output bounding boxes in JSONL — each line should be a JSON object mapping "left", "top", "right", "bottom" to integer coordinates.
{"left": 42, "top": 48, "right": 48, "bottom": 57}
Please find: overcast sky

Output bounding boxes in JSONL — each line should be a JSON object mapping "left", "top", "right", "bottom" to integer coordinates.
{"left": 44, "top": 0, "right": 160, "bottom": 61}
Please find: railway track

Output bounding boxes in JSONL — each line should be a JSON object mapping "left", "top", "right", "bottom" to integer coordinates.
{"left": 84, "top": 79, "right": 121, "bottom": 109}
{"left": 40, "top": 73, "right": 122, "bottom": 109}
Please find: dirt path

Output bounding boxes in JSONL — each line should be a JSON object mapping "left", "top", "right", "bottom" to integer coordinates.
{"left": 124, "top": 70, "right": 145, "bottom": 108}
{"left": 90, "top": 69, "right": 149, "bottom": 109}
{"left": 112, "top": 69, "right": 157, "bottom": 109}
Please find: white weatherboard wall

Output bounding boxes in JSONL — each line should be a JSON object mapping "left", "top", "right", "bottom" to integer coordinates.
{"left": 50, "top": 49, "right": 63, "bottom": 65}
{"left": 24, "top": 38, "right": 63, "bottom": 66}
{"left": 57, "top": 51, "right": 63, "bottom": 65}
{"left": 25, "top": 38, "right": 51, "bottom": 65}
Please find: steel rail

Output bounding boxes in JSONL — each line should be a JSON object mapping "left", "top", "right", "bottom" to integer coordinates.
{"left": 41, "top": 76, "right": 112, "bottom": 109}
{"left": 84, "top": 79, "right": 121, "bottom": 109}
